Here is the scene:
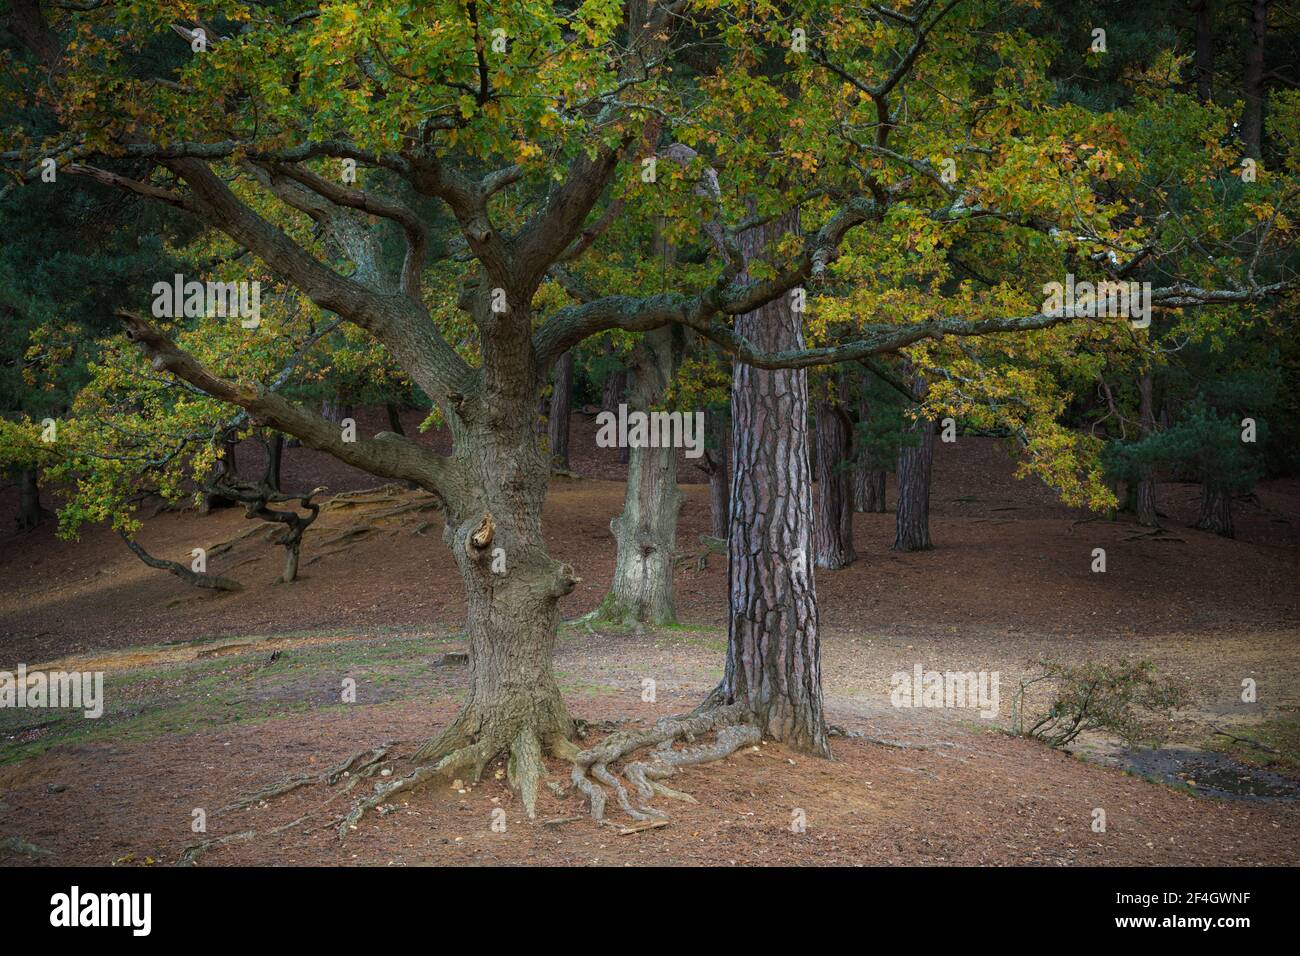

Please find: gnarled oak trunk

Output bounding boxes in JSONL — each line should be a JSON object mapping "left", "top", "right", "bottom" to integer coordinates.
{"left": 414, "top": 408, "right": 577, "bottom": 815}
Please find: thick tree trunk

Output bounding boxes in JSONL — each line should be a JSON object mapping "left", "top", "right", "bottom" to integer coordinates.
{"left": 414, "top": 405, "right": 578, "bottom": 816}
{"left": 600, "top": 327, "right": 685, "bottom": 626}
{"left": 1134, "top": 370, "right": 1159, "bottom": 527}
{"left": 547, "top": 350, "right": 573, "bottom": 471}
{"left": 15, "top": 466, "right": 48, "bottom": 531}
{"left": 893, "top": 411, "right": 934, "bottom": 551}
{"left": 1242, "top": 0, "right": 1268, "bottom": 157}
{"left": 813, "top": 395, "right": 855, "bottom": 569}
{"left": 1197, "top": 482, "right": 1235, "bottom": 537}
{"left": 714, "top": 208, "right": 828, "bottom": 756}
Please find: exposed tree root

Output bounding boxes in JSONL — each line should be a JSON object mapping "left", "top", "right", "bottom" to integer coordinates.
{"left": 411, "top": 712, "right": 471, "bottom": 764}
{"left": 177, "top": 815, "right": 310, "bottom": 866}
{"left": 207, "top": 522, "right": 277, "bottom": 558}
{"left": 319, "top": 485, "right": 408, "bottom": 509}
{"left": 508, "top": 728, "right": 544, "bottom": 818}
{"left": 337, "top": 738, "right": 492, "bottom": 838}
{"left": 316, "top": 524, "right": 382, "bottom": 548}
{"left": 0, "top": 834, "right": 53, "bottom": 859}
{"left": 828, "top": 723, "right": 965, "bottom": 751}
{"left": 337, "top": 704, "right": 576, "bottom": 837}
{"left": 570, "top": 703, "right": 759, "bottom": 822}
{"left": 219, "top": 746, "right": 391, "bottom": 813}
{"left": 364, "top": 498, "right": 440, "bottom": 521}
{"left": 337, "top": 700, "right": 752, "bottom": 837}
{"left": 1123, "top": 528, "right": 1186, "bottom": 543}
{"left": 177, "top": 829, "right": 256, "bottom": 866}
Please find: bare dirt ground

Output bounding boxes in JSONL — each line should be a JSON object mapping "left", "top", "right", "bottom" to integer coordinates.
{"left": 0, "top": 412, "right": 1297, "bottom": 866}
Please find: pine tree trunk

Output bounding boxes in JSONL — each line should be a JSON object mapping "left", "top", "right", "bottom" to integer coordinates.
{"left": 1197, "top": 482, "right": 1235, "bottom": 537}
{"left": 707, "top": 443, "right": 730, "bottom": 539}
{"left": 715, "top": 208, "right": 828, "bottom": 756}
{"left": 813, "top": 396, "right": 855, "bottom": 569}
{"left": 601, "top": 327, "right": 684, "bottom": 626}
{"left": 1242, "top": 0, "right": 1267, "bottom": 157}
{"left": 1134, "top": 370, "right": 1159, "bottom": 527}
{"left": 548, "top": 350, "right": 573, "bottom": 471}
{"left": 893, "top": 412, "right": 934, "bottom": 551}
{"left": 854, "top": 461, "right": 887, "bottom": 513}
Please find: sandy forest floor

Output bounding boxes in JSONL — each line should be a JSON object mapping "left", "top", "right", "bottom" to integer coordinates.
{"left": 0, "top": 409, "right": 1297, "bottom": 866}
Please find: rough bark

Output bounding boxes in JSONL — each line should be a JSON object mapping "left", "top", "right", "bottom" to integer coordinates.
{"left": 854, "top": 458, "right": 887, "bottom": 512}
{"left": 713, "top": 208, "right": 829, "bottom": 756}
{"left": 599, "top": 326, "right": 685, "bottom": 626}
{"left": 406, "top": 351, "right": 580, "bottom": 818}
{"left": 1197, "top": 482, "right": 1235, "bottom": 537}
{"left": 602, "top": 367, "right": 627, "bottom": 413}
{"left": 893, "top": 408, "right": 934, "bottom": 552}
{"left": 813, "top": 391, "right": 856, "bottom": 569}
{"left": 547, "top": 349, "right": 573, "bottom": 471}
{"left": 1242, "top": 0, "right": 1268, "bottom": 157}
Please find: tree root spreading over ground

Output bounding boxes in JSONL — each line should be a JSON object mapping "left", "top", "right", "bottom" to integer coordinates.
{"left": 215, "top": 703, "right": 762, "bottom": 847}
{"left": 571, "top": 703, "right": 760, "bottom": 822}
